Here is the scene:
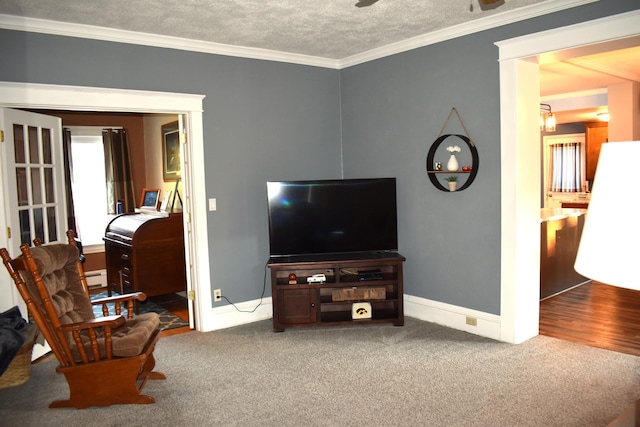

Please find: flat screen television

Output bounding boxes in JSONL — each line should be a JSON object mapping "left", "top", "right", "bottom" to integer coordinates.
{"left": 266, "top": 178, "right": 398, "bottom": 261}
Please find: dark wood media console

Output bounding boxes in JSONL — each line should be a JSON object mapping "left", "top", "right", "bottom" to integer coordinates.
{"left": 268, "top": 254, "right": 405, "bottom": 332}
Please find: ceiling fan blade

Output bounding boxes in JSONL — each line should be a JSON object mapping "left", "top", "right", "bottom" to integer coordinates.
{"left": 355, "top": 0, "right": 380, "bottom": 8}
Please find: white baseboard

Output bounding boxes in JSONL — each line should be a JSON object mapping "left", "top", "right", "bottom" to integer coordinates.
{"left": 404, "top": 294, "right": 501, "bottom": 341}
{"left": 201, "top": 294, "right": 501, "bottom": 341}
{"left": 205, "top": 297, "right": 273, "bottom": 331}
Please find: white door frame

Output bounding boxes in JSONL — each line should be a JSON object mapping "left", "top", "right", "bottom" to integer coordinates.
{"left": 496, "top": 10, "right": 640, "bottom": 343}
{"left": 0, "top": 82, "right": 215, "bottom": 332}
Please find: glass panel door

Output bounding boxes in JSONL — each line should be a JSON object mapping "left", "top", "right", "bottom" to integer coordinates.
{"left": 1, "top": 108, "right": 66, "bottom": 249}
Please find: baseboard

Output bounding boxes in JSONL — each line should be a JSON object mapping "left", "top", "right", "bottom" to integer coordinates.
{"left": 202, "top": 294, "right": 501, "bottom": 340}
{"left": 404, "top": 294, "right": 501, "bottom": 341}
{"left": 207, "top": 297, "right": 273, "bottom": 331}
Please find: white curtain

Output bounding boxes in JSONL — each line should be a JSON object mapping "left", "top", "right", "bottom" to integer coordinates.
{"left": 549, "top": 142, "right": 584, "bottom": 192}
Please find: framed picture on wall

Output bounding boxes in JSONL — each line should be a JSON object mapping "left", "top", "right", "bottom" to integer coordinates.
{"left": 162, "top": 121, "right": 180, "bottom": 181}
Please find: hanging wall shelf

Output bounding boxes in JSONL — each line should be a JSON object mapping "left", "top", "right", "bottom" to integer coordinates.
{"left": 426, "top": 108, "right": 479, "bottom": 192}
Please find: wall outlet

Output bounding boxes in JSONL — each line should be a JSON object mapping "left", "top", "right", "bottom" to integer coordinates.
{"left": 214, "top": 289, "right": 222, "bottom": 302}
{"left": 466, "top": 316, "right": 478, "bottom": 326}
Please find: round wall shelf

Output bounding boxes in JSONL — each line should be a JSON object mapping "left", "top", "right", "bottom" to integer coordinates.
{"left": 426, "top": 134, "right": 479, "bottom": 192}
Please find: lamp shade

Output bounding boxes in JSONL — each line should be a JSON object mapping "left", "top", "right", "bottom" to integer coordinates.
{"left": 574, "top": 141, "right": 640, "bottom": 290}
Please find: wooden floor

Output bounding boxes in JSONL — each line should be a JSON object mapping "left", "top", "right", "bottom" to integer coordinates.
{"left": 149, "top": 293, "right": 192, "bottom": 337}
{"left": 540, "top": 281, "right": 640, "bottom": 357}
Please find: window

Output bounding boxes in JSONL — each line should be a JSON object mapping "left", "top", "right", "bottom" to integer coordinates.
{"left": 68, "top": 127, "right": 116, "bottom": 248}
{"left": 544, "top": 134, "right": 587, "bottom": 194}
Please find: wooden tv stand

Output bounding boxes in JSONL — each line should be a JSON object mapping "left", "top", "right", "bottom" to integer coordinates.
{"left": 268, "top": 254, "right": 405, "bottom": 332}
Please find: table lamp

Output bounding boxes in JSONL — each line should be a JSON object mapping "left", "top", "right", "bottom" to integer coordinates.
{"left": 575, "top": 141, "right": 640, "bottom": 427}
{"left": 575, "top": 140, "right": 640, "bottom": 290}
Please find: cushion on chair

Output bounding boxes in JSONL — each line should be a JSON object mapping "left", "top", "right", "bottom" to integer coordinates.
{"left": 112, "top": 312, "right": 160, "bottom": 357}
{"left": 23, "top": 244, "right": 160, "bottom": 361}
{"left": 25, "top": 245, "right": 95, "bottom": 325}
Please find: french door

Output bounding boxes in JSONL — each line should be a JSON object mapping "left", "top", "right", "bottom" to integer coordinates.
{"left": 0, "top": 108, "right": 67, "bottom": 358}
{"left": 1, "top": 108, "right": 67, "bottom": 249}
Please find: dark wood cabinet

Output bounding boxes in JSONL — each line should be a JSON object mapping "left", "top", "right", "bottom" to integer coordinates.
{"left": 269, "top": 254, "right": 405, "bottom": 332}
{"left": 585, "top": 122, "right": 608, "bottom": 181}
{"left": 104, "top": 212, "right": 186, "bottom": 297}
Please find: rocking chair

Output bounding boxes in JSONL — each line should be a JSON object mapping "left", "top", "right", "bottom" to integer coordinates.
{"left": 0, "top": 231, "right": 165, "bottom": 409}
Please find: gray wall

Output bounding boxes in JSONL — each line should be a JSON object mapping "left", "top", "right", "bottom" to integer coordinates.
{"left": 0, "top": 0, "right": 635, "bottom": 314}
{"left": 0, "top": 30, "right": 343, "bottom": 305}
{"left": 339, "top": 0, "right": 637, "bottom": 315}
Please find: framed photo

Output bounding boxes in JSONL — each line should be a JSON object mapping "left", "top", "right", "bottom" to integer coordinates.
{"left": 162, "top": 121, "right": 180, "bottom": 181}
{"left": 160, "top": 190, "right": 172, "bottom": 212}
{"left": 140, "top": 188, "right": 161, "bottom": 210}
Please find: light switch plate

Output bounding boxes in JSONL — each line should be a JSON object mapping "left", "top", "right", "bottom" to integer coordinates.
{"left": 209, "top": 198, "right": 217, "bottom": 211}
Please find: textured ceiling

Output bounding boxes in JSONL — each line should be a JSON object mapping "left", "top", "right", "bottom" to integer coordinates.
{"left": 0, "top": 0, "right": 546, "bottom": 59}
{"left": 1, "top": 0, "right": 637, "bottom": 124}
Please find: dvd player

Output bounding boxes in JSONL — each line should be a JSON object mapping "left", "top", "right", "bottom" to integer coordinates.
{"left": 358, "top": 269, "right": 382, "bottom": 281}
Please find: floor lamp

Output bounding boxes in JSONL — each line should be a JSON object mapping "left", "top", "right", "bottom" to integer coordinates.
{"left": 574, "top": 140, "right": 640, "bottom": 426}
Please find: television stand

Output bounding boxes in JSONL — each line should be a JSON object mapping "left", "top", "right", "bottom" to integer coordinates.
{"left": 268, "top": 254, "right": 405, "bottom": 332}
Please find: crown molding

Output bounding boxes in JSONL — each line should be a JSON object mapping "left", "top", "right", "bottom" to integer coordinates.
{"left": 0, "top": 0, "right": 599, "bottom": 70}
{"left": 339, "top": 0, "right": 599, "bottom": 68}
{"left": 496, "top": 6, "right": 639, "bottom": 61}
{"left": 0, "top": 14, "right": 341, "bottom": 69}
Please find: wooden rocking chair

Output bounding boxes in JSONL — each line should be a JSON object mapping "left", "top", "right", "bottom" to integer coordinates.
{"left": 0, "top": 231, "right": 166, "bottom": 409}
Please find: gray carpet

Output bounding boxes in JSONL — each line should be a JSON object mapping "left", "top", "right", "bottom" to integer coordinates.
{"left": 1, "top": 317, "right": 639, "bottom": 426}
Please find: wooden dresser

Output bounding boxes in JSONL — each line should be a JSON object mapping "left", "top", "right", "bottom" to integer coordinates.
{"left": 104, "top": 212, "right": 186, "bottom": 297}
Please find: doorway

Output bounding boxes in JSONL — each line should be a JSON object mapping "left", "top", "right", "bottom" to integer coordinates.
{"left": 497, "top": 10, "right": 640, "bottom": 344}
{"left": 0, "top": 82, "right": 214, "bottom": 332}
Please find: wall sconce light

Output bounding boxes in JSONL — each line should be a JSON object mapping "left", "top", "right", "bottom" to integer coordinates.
{"left": 540, "top": 103, "right": 556, "bottom": 132}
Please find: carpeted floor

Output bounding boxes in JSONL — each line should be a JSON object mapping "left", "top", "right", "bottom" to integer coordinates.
{"left": 91, "top": 291, "right": 189, "bottom": 331}
{"left": 1, "top": 317, "right": 639, "bottom": 426}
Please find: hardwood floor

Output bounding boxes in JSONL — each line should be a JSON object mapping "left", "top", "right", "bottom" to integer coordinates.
{"left": 540, "top": 281, "right": 640, "bottom": 357}
{"left": 148, "top": 293, "right": 192, "bottom": 337}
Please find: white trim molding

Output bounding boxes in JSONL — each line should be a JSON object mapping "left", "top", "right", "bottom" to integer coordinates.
{"left": 209, "top": 298, "right": 273, "bottom": 331}
{"left": 404, "top": 294, "right": 501, "bottom": 341}
{"left": 495, "top": 9, "right": 640, "bottom": 344}
{"left": 340, "top": 0, "right": 599, "bottom": 68}
{"left": 0, "top": 0, "right": 598, "bottom": 70}
{"left": 0, "top": 81, "right": 215, "bottom": 333}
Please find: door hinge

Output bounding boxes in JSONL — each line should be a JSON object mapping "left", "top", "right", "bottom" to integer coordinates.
{"left": 0, "top": 130, "right": 4, "bottom": 142}
{"left": 179, "top": 132, "right": 187, "bottom": 144}
{"left": 6, "top": 227, "right": 11, "bottom": 239}
{"left": 187, "top": 290, "right": 196, "bottom": 300}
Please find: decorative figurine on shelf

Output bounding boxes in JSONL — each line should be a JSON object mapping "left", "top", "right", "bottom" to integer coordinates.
{"left": 462, "top": 166, "right": 472, "bottom": 172}
{"left": 434, "top": 162, "right": 442, "bottom": 171}
{"left": 446, "top": 145, "right": 461, "bottom": 171}
{"left": 288, "top": 273, "right": 297, "bottom": 285}
{"left": 445, "top": 175, "right": 458, "bottom": 192}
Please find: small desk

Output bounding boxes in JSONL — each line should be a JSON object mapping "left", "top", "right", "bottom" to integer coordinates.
{"left": 104, "top": 212, "right": 186, "bottom": 297}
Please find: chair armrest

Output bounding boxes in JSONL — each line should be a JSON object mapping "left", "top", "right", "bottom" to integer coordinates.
{"left": 91, "top": 292, "right": 147, "bottom": 319}
{"left": 58, "top": 315, "right": 126, "bottom": 333}
{"left": 91, "top": 292, "right": 147, "bottom": 305}
{"left": 57, "top": 315, "right": 126, "bottom": 362}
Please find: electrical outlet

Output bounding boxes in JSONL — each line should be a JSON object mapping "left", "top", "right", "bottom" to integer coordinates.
{"left": 466, "top": 316, "right": 477, "bottom": 326}
{"left": 214, "top": 289, "right": 222, "bottom": 302}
